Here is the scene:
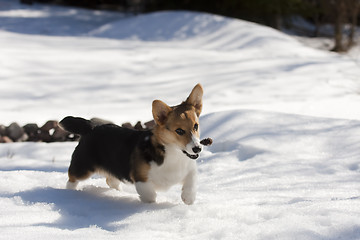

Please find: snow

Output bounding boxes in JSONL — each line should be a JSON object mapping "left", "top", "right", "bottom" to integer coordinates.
{"left": 1, "top": 1, "right": 360, "bottom": 239}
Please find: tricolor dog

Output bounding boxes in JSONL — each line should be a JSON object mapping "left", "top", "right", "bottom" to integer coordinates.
{"left": 60, "top": 84, "right": 205, "bottom": 205}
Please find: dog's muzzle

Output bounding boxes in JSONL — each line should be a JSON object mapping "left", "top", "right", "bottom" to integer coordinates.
{"left": 183, "top": 135, "right": 203, "bottom": 160}
{"left": 182, "top": 150, "right": 199, "bottom": 160}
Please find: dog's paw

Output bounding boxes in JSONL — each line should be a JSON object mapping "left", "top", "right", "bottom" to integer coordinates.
{"left": 66, "top": 180, "right": 78, "bottom": 190}
{"left": 135, "top": 182, "right": 157, "bottom": 204}
{"left": 181, "top": 189, "right": 196, "bottom": 205}
{"left": 106, "top": 177, "right": 122, "bottom": 191}
{"left": 139, "top": 194, "right": 156, "bottom": 204}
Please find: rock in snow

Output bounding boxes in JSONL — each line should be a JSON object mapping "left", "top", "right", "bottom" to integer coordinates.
{"left": 6, "top": 122, "right": 26, "bottom": 142}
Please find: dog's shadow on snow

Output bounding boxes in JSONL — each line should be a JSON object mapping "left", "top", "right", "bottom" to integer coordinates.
{"left": 8, "top": 186, "right": 175, "bottom": 231}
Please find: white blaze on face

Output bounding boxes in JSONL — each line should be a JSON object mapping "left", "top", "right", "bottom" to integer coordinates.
{"left": 185, "top": 133, "right": 203, "bottom": 155}
{"left": 187, "top": 112, "right": 202, "bottom": 155}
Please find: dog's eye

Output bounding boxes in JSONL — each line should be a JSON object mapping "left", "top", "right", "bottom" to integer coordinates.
{"left": 175, "top": 128, "right": 185, "bottom": 136}
{"left": 194, "top": 123, "right": 198, "bottom": 131}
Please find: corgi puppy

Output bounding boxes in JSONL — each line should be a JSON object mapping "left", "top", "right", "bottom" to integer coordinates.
{"left": 59, "top": 84, "right": 204, "bottom": 205}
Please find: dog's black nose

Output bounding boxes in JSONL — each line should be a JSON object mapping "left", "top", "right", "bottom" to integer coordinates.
{"left": 192, "top": 146, "right": 202, "bottom": 154}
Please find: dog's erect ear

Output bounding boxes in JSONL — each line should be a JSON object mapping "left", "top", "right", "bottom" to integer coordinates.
{"left": 186, "top": 83, "right": 203, "bottom": 117}
{"left": 152, "top": 100, "right": 172, "bottom": 126}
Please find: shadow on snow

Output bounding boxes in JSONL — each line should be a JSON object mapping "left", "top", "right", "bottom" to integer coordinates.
{"left": 1, "top": 186, "right": 175, "bottom": 231}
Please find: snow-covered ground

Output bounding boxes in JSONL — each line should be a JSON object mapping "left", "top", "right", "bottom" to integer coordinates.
{"left": 1, "top": 1, "right": 360, "bottom": 239}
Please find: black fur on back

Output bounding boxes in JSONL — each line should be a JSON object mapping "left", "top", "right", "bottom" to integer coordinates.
{"left": 59, "top": 116, "right": 94, "bottom": 135}
{"left": 67, "top": 122, "right": 164, "bottom": 183}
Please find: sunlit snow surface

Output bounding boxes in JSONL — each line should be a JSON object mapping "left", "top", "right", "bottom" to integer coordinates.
{"left": 0, "top": 1, "right": 360, "bottom": 239}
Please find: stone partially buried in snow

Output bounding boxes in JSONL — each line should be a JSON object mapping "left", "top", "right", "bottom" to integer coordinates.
{"left": 134, "top": 121, "right": 143, "bottom": 130}
{"left": 6, "top": 122, "right": 25, "bottom": 141}
{"left": 52, "top": 126, "right": 69, "bottom": 141}
{"left": 144, "top": 120, "right": 155, "bottom": 129}
{"left": 0, "top": 125, "right": 6, "bottom": 136}
{"left": 122, "top": 122, "right": 133, "bottom": 129}
{"left": 0, "top": 135, "right": 13, "bottom": 143}
{"left": 40, "top": 120, "right": 58, "bottom": 132}
{"left": 23, "top": 123, "right": 40, "bottom": 141}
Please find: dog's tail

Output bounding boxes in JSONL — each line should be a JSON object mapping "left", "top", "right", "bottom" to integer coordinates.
{"left": 59, "top": 116, "right": 94, "bottom": 135}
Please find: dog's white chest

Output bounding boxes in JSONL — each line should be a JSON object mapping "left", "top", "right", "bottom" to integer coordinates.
{"left": 148, "top": 144, "right": 196, "bottom": 191}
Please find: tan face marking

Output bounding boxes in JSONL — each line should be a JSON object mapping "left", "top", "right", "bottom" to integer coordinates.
{"left": 154, "top": 103, "right": 200, "bottom": 149}
{"left": 152, "top": 84, "right": 203, "bottom": 155}
{"left": 167, "top": 106, "right": 200, "bottom": 148}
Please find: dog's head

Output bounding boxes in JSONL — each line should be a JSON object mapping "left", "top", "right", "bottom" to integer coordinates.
{"left": 152, "top": 84, "right": 203, "bottom": 160}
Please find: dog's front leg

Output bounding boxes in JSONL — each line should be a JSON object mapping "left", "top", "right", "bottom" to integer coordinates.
{"left": 135, "top": 181, "right": 157, "bottom": 203}
{"left": 181, "top": 168, "right": 197, "bottom": 205}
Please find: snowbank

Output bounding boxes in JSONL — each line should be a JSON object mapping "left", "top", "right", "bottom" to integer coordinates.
{"left": 89, "top": 11, "right": 303, "bottom": 52}
{"left": 1, "top": 3, "right": 360, "bottom": 125}
{"left": 0, "top": 0, "right": 123, "bottom": 36}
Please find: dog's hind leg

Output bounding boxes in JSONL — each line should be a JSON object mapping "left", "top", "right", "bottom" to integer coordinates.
{"left": 66, "top": 162, "right": 93, "bottom": 190}
{"left": 106, "top": 176, "right": 122, "bottom": 190}
{"left": 66, "top": 174, "right": 79, "bottom": 190}
{"left": 66, "top": 171, "right": 93, "bottom": 190}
